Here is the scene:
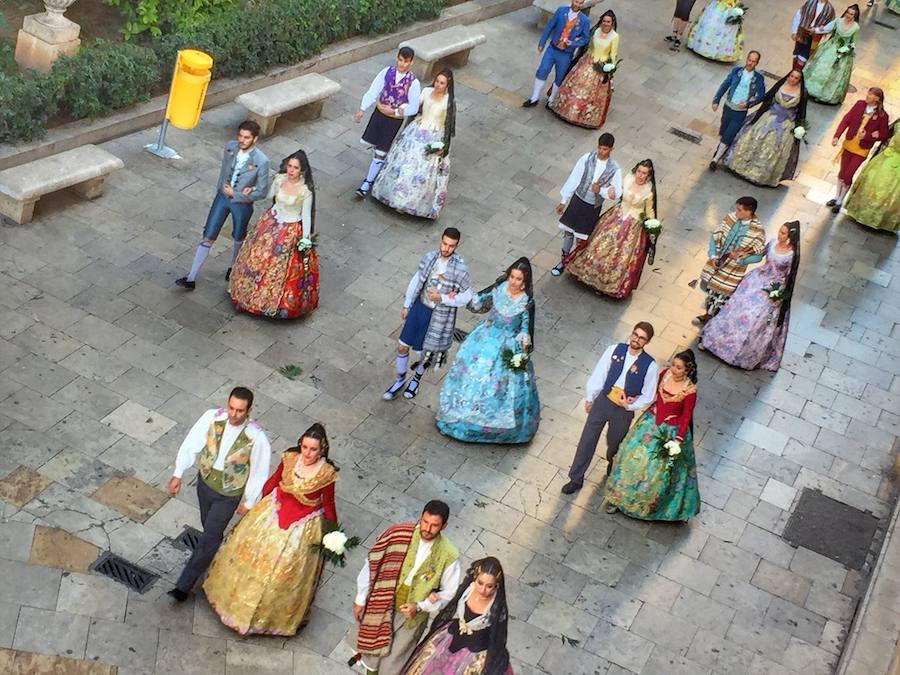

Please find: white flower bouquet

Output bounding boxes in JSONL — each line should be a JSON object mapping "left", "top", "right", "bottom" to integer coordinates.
{"left": 793, "top": 125, "right": 807, "bottom": 140}
{"left": 312, "top": 523, "right": 360, "bottom": 567}
{"left": 764, "top": 282, "right": 784, "bottom": 301}
{"left": 296, "top": 233, "right": 318, "bottom": 256}
{"left": 593, "top": 58, "right": 623, "bottom": 77}
{"left": 652, "top": 429, "right": 687, "bottom": 480}
{"left": 642, "top": 218, "right": 662, "bottom": 234}
{"left": 501, "top": 347, "right": 529, "bottom": 371}
{"left": 642, "top": 218, "right": 662, "bottom": 265}
{"left": 425, "top": 141, "right": 445, "bottom": 156}
{"left": 663, "top": 439, "right": 682, "bottom": 456}
{"left": 836, "top": 41, "right": 854, "bottom": 58}
{"left": 725, "top": 3, "right": 748, "bottom": 24}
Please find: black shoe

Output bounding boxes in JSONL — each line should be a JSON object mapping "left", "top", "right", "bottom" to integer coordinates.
{"left": 826, "top": 199, "right": 837, "bottom": 207}
{"left": 708, "top": 161, "right": 718, "bottom": 172}
{"left": 665, "top": 35, "right": 676, "bottom": 42}
{"left": 831, "top": 204, "right": 841, "bottom": 214}
{"left": 167, "top": 588, "right": 188, "bottom": 602}
{"left": 175, "top": 277, "right": 195, "bottom": 291}
{"left": 355, "top": 181, "right": 371, "bottom": 199}
{"left": 669, "top": 39, "right": 681, "bottom": 52}
{"left": 382, "top": 377, "right": 407, "bottom": 401}
{"left": 522, "top": 99, "right": 539, "bottom": 108}
{"left": 225, "top": 267, "right": 232, "bottom": 281}
{"left": 403, "top": 374, "right": 422, "bottom": 399}
{"left": 550, "top": 262, "right": 565, "bottom": 277}
{"left": 561, "top": 481, "right": 582, "bottom": 495}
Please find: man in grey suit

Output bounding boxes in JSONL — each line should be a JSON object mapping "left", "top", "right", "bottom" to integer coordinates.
{"left": 176, "top": 120, "right": 270, "bottom": 290}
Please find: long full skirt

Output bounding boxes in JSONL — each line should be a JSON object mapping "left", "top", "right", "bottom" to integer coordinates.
{"left": 565, "top": 206, "right": 648, "bottom": 298}
{"left": 203, "top": 492, "right": 325, "bottom": 635}
{"left": 804, "top": 40, "right": 854, "bottom": 105}
{"left": 724, "top": 111, "right": 797, "bottom": 186}
{"left": 436, "top": 324, "right": 540, "bottom": 444}
{"left": 888, "top": 0, "right": 900, "bottom": 14}
{"left": 402, "top": 624, "right": 515, "bottom": 675}
{"left": 700, "top": 266, "right": 789, "bottom": 370}
{"left": 686, "top": 0, "right": 743, "bottom": 62}
{"left": 230, "top": 209, "right": 319, "bottom": 319}
{"left": 372, "top": 121, "right": 450, "bottom": 219}
{"left": 605, "top": 414, "right": 701, "bottom": 521}
{"left": 843, "top": 146, "right": 900, "bottom": 232}
{"left": 549, "top": 53, "right": 613, "bottom": 129}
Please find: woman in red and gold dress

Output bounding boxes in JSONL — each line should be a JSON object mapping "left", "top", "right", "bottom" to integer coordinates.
{"left": 203, "top": 423, "right": 337, "bottom": 635}
{"left": 604, "top": 350, "right": 700, "bottom": 522}
{"left": 229, "top": 149, "right": 319, "bottom": 319}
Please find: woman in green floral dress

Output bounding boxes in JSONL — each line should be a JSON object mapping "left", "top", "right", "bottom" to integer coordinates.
{"left": 604, "top": 350, "right": 700, "bottom": 522}
{"left": 843, "top": 121, "right": 899, "bottom": 232}
{"left": 804, "top": 5, "right": 860, "bottom": 105}
{"left": 888, "top": 0, "right": 900, "bottom": 15}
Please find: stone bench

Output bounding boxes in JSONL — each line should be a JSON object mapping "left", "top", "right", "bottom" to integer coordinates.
{"left": 400, "top": 26, "right": 487, "bottom": 81}
{"left": 235, "top": 73, "right": 341, "bottom": 137}
{"left": 0, "top": 144, "right": 123, "bottom": 225}
{"left": 533, "top": 0, "right": 603, "bottom": 28}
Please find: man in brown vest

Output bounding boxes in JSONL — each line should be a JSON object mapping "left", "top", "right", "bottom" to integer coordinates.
{"left": 166, "top": 386, "right": 272, "bottom": 601}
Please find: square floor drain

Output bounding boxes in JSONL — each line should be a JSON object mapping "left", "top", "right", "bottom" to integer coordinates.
{"left": 173, "top": 525, "right": 202, "bottom": 551}
{"left": 90, "top": 552, "right": 158, "bottom": 593}
{"left": 782, "top": 488, "right": 878, "bottom": 570}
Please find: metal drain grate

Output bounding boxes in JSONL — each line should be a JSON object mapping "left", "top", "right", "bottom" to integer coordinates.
{"left": 667, "top": 127, "right": 703, "bottom": 144}
{"left": 782, "top": 488, "right": 879, "bottom": 570}
{"left": 90, "top": 552, "right": 158, "bottom": 593}
{"left": 760, "top": 69, "right": 781, "bottom": 80}
{"left": 874, "top": 19, "right": 896, "bottom": 29}
{"left": 453, "top": 328, "right": 469, "bottom": 343}
{"left": 173, "top": 525, "right": 202, "bottom": 551}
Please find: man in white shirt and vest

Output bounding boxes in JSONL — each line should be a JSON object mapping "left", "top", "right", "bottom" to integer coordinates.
{"left": 562, "top": 322, "right": 658, "bottom": 494}
{"left": 166, "top": 386, "right": 271, "bottom": 601}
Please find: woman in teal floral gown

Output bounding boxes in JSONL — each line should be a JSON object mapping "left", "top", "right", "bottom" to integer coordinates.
{"left": 844, "top": 120, "right": 899, "bottom": 232}
{"left": 436, "top": 258, "right": 540, "bottom": 444}
{"left": 604, "top": 350, "right": 700, "bottom": 522}
{"left": 804, "top": 5, "right": 860, "bottom": 105}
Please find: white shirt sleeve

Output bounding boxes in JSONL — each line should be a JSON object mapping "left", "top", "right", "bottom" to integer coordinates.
{"left": 240, "top": 427, "right": 272, "bottom": 509}
{"left": 355, "top": 559, "right": 371, "bottom": 606}
{"left": 585, "top": 345, "right": 615, "bottom": 403}
{"left": 401, "top": 79, "right": 422, "bottom": 117}
{"left": 791, "top": 9, "right": 802, "bottom": 33}
{"left": 404, "top": 268, "right": 423, "bottom": 309}
{"left": 417, "top": 558, "right": 462, "bottom": 613}
{"left": 599, "top": 165, "right": 623, "bottom": 201}
{"left": 301, "top": 192, "right": 313, "bottom": 232}
{"left": 360, "top": 67, "right": 389, "bottom": 111}
{"left": 440, "top": 286, "right": 473, "bottom": 308}
{"left": 560, "top": 153, "right": 588, "bottom": 204}
{"left": 816, "top": 18, "right": 835, "bottom": 33}
{"left": 173, "top": 409, "right": 217, "bottom": 478}
{"left": 627, "top": 360, "right": 659, "bottom": 411}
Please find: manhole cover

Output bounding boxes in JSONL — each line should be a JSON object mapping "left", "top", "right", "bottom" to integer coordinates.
{"left": 90, "top": 552, "right": 158, "bottom": 593}
{"left": 173, "top": 525, "right": 202, "bottom": 551}
{"left": 453, "top": 328, "right": 469, "bottom": 343}
{"left": 782, "top": 488, "right": 878, "bottom": 570}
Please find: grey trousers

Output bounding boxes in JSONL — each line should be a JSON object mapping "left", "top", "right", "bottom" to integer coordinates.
{"left": 175, "top": 479, "right": 241, "bottom": 592}
{"left": 350, "top": 611, "right": 427, "bottom": 675}
{"left": 568, "top": 396, "right": 634, "bottom": 484}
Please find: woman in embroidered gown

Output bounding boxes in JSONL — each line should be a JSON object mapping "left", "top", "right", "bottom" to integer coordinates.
{"left": 372, "top": 69, "right": 456, "bottom": 219}
{"left": 203, "top": 423, "right": 337, "bottom": 635}
{"left": 565, "top": 159, "right": 658, "bottom": 298}
{"left": 605, "top": 350, "right": 700, "bottom": 522}
{"left": 804, "top": 5, "right": 860, "bottom": 105}
{"left": 844, "top": 120, "right": 899, "bottom": 232}
{"left": 888, "top": 0, "right": 900, "bottom": 14}
{"left": 685, "top": 0, "right": 744, "bottom": 62}
{"left": 402, "top": 557, "right": 513, "bottom": 675}
{"left": 724, "top": 69, "right": 808, "bottom": 186}
{"left": 436, "top": 258, "right": 540, "bottom": 444}
{"left": 700, "top": 222, "right": 800, "bottom": 370}
{"left": 230, "top": 150, "right": 318, "bottom": 318}
{"left": 550, "top": 10, "right": 619, "bottom": 129}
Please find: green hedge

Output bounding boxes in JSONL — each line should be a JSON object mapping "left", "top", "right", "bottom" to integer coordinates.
{"left": 0, "top": 0, "right": 444, "bottom": 145}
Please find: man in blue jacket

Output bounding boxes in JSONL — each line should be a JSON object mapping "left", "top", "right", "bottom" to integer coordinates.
{"left": 523, "top": 0, "right": 591, "bottom": 108}
{"left": 709, "top": 50, "right": 766, "bottom": 171}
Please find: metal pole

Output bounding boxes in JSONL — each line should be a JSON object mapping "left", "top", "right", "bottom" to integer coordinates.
{"left": 144, "top": 118, "right": 181, "bottom": 159}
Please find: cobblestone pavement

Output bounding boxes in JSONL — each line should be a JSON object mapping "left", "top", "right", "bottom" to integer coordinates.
{"left": 1, "top": 1, "right": 899, "bottom": 673}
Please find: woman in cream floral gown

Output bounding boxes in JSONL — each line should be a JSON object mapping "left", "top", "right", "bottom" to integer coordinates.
{"left": 229, "top": 150, "right": 318, "bottom": 318}
{"left": 686, "top": 0, "right": 744, "bottom": 62}
{"left": 564, "top": 159, "right": 658, "bottom": 298}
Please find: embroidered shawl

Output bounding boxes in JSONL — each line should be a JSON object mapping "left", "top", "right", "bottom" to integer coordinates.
{"left": 798, "top": 0, "right": 835, "bottom": 31}
{"left": 417, "top": 251, "right": 471, "bottom": 356}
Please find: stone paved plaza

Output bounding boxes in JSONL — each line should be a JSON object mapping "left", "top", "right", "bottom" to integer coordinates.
{"left": 1, "top": 1, "right": 899, "bottom": 673}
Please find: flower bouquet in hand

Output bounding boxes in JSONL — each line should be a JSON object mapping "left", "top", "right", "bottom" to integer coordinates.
{"left": 793, "top": 120, "right": 809, "bottom": 144}
{"left": 642, "top": 217, "right": 662, "bottom": 265}
{"left": 501, "top": 347, "right": 529, "bottom": 371}
{"left": 593, "top": 58, "right": 623, "bottom": 82}
{"left": 835, "top": 40, "right": 855, "bottom": 59}
{"left": 425, "top": 141, "right": 445, "bottom": 156}
{"left": 652, "top": 428, "right": 686, "bottom": 481}
{"left": 725, "top": 3, "right": 749, "bottom": 25}
{"left": 312, "top": 522, "right": 360, "bottom": 567}
{"left": 763, "top": 281, "right": 784, "bottom": 301}
{"left": 296, "top": 232, "right": 318, "bottom": 257}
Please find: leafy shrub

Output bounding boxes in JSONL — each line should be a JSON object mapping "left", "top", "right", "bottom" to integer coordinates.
{"left": 351, "top": 0, "right": 443, "bottom": 34}
{"left": 0, "top": 71, "right": 61, "bottom": 144}
{"left": 102, "top": 0, "right": 237, "bottom": 39}
{"left": 54, "top": 40, "right": 160, "bottom": 119}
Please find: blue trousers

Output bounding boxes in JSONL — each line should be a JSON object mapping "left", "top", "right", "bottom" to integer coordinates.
{"left": 202, "top": 191, "right": 253, "bottom": 241}
{"left": 536, "top": 46, "right": 574, "bottom": 86}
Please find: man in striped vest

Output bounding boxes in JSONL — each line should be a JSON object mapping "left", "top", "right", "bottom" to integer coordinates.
{"left": 349, "top": 500, "right": 461, "bottom": 674}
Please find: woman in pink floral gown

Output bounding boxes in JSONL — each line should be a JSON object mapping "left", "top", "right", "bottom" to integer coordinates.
{"left": 700, "top": 221, "right": 800, "bottom": 371}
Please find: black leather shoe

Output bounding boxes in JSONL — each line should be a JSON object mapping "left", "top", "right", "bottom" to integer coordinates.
{"left": 175, "top": 277, "right": 195, "bottom": 290}
{"left": 522, "top": 99, "right": 539, "bottom": 108}
{"left": 225, "top": 267, "right": 232, "bottom": 281}
{"left": 561, "top": 481, "right": 583, "bottom": 495}
{"left": 708, "top": 161, "right": 718, "bottom": 172}
{"left": 167, "top": 588, "right": 188, "bottom": 602}
{"left": 825, "top": 199, "right": 837, "bottom": 207}
{"left": 831, "top": 204, "right": 841, "bottom": 214}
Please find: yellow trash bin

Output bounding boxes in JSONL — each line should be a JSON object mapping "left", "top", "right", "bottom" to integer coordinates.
{"left": 166, "top": 49, "right": 213, "bottom": 130}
